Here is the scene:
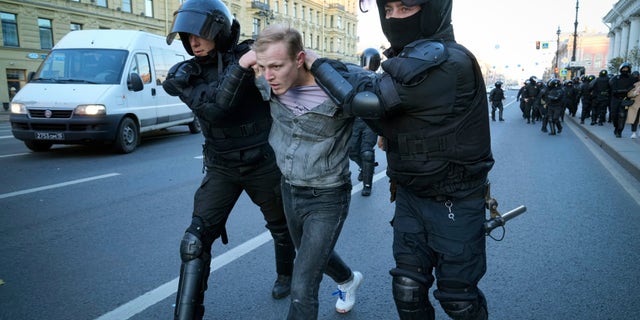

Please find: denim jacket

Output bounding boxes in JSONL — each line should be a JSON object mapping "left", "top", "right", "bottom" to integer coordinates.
{"left": 256, "top": 76, "right": 354, "bottom": 188}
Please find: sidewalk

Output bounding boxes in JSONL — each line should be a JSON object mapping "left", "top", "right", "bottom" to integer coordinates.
{"left": 0, "top": 108, "right": 8, "bottom": 122}
{"left": 566, "top": 110, "right": 640, "bottom": 182}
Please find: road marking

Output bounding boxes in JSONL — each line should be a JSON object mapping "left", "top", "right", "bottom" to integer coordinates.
{"left": 0, "top": 135, "right": 16, "bottom": 139}
{"left": 0, "top": 173, "right": 121, "bottom": 199}
{"left": 0, "top": 152, "right": 30, "bottom": 158}
{"left": 95, "top": 169, "right": 389, "bottom": 320}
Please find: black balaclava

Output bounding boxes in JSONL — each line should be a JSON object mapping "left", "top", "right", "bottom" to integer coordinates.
{"left": 376, "top": 0, "right": 455, "bottom": 54}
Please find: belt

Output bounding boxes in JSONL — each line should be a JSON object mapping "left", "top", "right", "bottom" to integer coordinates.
{"left": 210, "top": 118, "right": 271, "bottom": 139}
{"left": 430, "top": 186, "right": 486, "bottom": 202}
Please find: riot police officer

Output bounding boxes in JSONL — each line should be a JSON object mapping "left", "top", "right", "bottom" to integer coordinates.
{"left": 589, "top": 69, "right": 611, "bottom": 126}
{"left": 543, "top": 79, "right": 565, "bottom": 135}
{"left": 349, "top": 47, "right": 381, "bottom": 196}
{"left": 162, "top": 0, "right": 295, "bottom": 318}
{"left": 609, "top": 63, "right": 636, "bottom": 137}
{"left": 579, "top": 75, "right": 595, "bottom": 125}
{"left": 304, "top": 0, "right": 495, "bottom": 318}
{"left": 488, "top": 80, "right": 505, "bottom": 121}
{"left": 524, "top": 76, "right": 540, "bottom": 124}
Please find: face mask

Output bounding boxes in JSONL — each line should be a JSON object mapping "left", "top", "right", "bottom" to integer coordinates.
{"left": 383, "top": 12, "right": 422, "bottom": 52}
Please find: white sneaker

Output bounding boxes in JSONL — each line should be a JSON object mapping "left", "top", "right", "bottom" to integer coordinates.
{"left": 334, "top": 271, "right": 363, "bottom": 313}
{"left": 631, "top": 132, "right": 637, "bottom": 139}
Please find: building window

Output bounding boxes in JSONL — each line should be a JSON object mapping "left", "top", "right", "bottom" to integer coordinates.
{"left": 96, "top": 0, "right": 107, "bottom": 7}
{"left": 1, "top": 12, "right": 19, "bottom": 47}
{"left": 337, "top": 16, "right": 342, "bottom": 29}
{"left": 7, "top": 68, "right": 26, "bottom": 93}
{"left": 70, "top": 23, "right": 82, "bottom": 31}
{"left": 274, "top": 0, "right": 278, "bottom": 13}
{"left": 121, "top": 0, "right": 132, "bottom": 13}
{"left": 253, "top": 18, "right": 261, "bottom": 38}
{"left": 145, "top": 0, "right": 154, "bottom": 17}
{"left": 38, "top": 18, "right": 53, "bottom": 50}
{"left": 283, "top": 0, "right": 288, "bottom": 15}
{"left": 292, "top": 3, "right": 297, "bottom": 18}
{"left": 301, "top": 6, "right": 305, "bottom": 20}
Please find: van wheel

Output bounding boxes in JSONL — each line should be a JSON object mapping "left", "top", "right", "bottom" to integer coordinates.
{"left": 24, "top": 140, "right": 53, "bottom": 152}
{"left": 188, "top": 116, "right": 201, "bottom": 134}
{"left": 113, "top": 117, "right": 139, "bottom": 154}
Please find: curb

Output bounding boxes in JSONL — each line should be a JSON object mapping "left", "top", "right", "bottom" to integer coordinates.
{"left": 566, "top": 115, "right": 640, "bottom": 182}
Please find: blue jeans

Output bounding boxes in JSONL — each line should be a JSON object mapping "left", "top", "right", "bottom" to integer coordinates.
{"left": 281, "top": 180, "right": 353, "bottom": 320}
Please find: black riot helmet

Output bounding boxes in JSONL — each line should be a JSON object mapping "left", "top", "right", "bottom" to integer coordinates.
{"left": 494, "top": 81, "right": 503, "bottom": 88}
{"left": 548, "top": 78, "right": 561, "bottom": 88}
{"left": 619, "top": 62, "right": 631, "bottom": 76}
{"left": 373, "top": 0, "right": 454, "bottom": 54}
{"left": 599, "top": 69, "right": 608, "bottom": 77}
{"left": 166, "top": 0, "right": 235, "bottom": 55}
{"left": 360, "top": 48, "right": 381, "bottom": 71}
{"left": 586, "top": 74, "right": 596, "bottom": 82}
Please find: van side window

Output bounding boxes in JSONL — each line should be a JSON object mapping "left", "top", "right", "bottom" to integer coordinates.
{"left": 130, "top": 53, "right": 152, "bottom": 84}
{"left": 151, "top": 46, "right": 187, "bottom": 85}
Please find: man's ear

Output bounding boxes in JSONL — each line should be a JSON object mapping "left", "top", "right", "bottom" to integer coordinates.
{"left": 296, "top": 51, "right": 305, "bottom": 69}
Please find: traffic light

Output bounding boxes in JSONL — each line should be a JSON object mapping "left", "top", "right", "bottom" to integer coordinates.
{"left": 536, "top": 41, "right": 540, "bottom": 50}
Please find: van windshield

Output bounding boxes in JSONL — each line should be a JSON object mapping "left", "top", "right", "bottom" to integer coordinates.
{"left": 32, "top": 49, "right": 128, "bottom": 85}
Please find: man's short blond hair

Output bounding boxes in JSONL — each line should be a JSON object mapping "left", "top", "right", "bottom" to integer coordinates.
{"left": 253, "top": 24, "right": 304, "bottom": 61}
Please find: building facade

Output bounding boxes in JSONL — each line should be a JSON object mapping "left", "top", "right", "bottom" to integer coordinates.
{"left": 603, "top": 0, "right": 640, "bottom": 67}
{"left": 0, "top": 0, "right": 358, "bottom": 108}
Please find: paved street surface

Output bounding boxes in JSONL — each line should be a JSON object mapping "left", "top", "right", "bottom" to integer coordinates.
{"left": 1, "top": 93, "right": 640, "bottom": 319}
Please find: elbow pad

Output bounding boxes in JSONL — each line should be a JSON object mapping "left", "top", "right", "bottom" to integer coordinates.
{"left": 346, "top": 91, "right": 384, "bottom": 119}
{"left": 310, "top": 59, "right": 353, "bottom": 106}
{"left": 217, "top": 64, "right": 254, "bottom": 108}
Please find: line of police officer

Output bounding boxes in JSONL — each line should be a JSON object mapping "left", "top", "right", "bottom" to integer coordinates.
{"left": 515, "top": 63, "right": 638, "bottom": 138}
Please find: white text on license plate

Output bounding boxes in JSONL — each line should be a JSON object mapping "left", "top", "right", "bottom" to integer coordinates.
{"left": 35, "top": 132, "right": 64, "bottom": 140}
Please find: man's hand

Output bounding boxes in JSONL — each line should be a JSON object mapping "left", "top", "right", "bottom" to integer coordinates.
{"left": 239, "top": 50, "right": 258, "bottom": 73}
{"left": 304, "top": 49, "right": 320, "bottom": 70}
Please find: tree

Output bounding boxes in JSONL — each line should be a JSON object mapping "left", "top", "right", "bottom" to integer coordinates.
{"left": 608, "top": 57, "right": 624, "bottom": 74}
{"left": 628, "top": 46, "right": 640, "bottom": 70}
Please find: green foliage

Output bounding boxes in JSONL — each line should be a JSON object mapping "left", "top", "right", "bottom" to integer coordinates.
{"left": 608, "top": 57, "right": 624, "bottom": 74}
{"left": 628, "top": 46, "right": 640, "bottom": 69}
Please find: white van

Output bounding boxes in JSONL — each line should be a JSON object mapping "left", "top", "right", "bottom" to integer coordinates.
{"left": 9, "top": 29, "right": 200, "bottom": 153}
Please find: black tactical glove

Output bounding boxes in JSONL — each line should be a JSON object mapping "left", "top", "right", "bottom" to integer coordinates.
{"left": 162, "top": 60, "right": 202, "bottom": 96}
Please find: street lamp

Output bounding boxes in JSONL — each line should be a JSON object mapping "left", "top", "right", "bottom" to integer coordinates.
{"left": 571, "top": 0, "right": 580, "bottom": 79}
{"left": 556, "top": 26, "right": 561, "bottom": 78}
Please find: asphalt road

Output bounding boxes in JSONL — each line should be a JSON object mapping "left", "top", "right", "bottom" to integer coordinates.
{"left": 1, "top": 91, "right": 639, "bottom": 320}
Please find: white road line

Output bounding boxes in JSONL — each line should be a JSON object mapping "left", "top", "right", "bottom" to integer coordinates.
{"left": 0, "top": 135, "right": 16, "bottom": 139}
{"left": 95, "top": 169, "right": 389, "bottom": 320}
{"left": 0, "top": 173, "right": 121, "bottom": 199}
{"left": 0, "top": 152, "right": 30, "bottom": 158}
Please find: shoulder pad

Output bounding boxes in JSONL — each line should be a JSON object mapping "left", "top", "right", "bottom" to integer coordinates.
{"left": 398, "top": 40, "right": 447, "bottom": 64}
{"left": 381, "top": 40, "right": 448, "bottom": 85}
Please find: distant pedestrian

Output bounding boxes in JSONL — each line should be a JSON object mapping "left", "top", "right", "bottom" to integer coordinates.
{"left": 626, "top": 71, "right": 640, "bottom": 139}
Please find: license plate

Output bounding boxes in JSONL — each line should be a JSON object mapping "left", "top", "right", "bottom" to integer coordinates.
{"left": 35, "top": 132, "right": 64, "bottom": 140}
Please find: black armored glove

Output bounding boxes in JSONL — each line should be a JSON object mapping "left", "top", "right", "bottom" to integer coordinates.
{"left": 162, "top": 60, "right": 202, "bottom": 96}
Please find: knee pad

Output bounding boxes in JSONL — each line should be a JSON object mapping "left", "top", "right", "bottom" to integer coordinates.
{"left": 434, "top": 279, "right": 487, "bottom": 320}
{"left": 180, "top": 232, "right": 204, "bottom": 262}
{"left": 390, "top": 267, "right": 434, "bottom": 320}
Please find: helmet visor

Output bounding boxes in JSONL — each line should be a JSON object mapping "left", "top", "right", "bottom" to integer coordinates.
{"left": 166, "top": 9, "right": 225, "bottom": 45}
